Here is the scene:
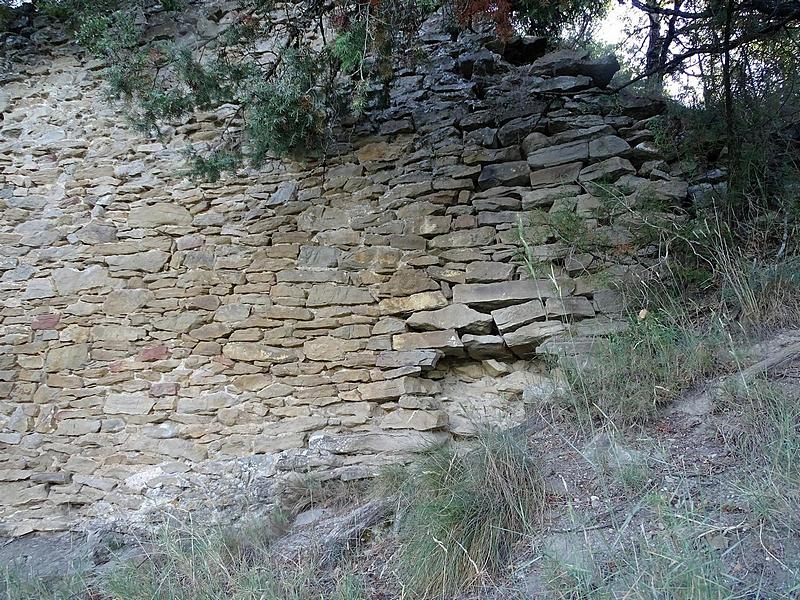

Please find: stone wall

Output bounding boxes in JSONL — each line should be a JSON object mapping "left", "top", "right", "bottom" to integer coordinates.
{"left": 0, "top": 8, "right": 686, "bottom": 535}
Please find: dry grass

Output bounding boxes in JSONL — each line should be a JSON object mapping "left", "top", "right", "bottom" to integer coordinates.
{"left": 390, "top": 429, "right": 546, "bottom": 599}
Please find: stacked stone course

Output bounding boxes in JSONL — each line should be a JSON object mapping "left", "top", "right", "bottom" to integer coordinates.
{"left": 0, "top": 9, "right": 687, "bottom": 535}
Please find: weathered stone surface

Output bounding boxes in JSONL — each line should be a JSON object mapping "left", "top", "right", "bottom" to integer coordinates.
{"left": 45, "top": 344, "right": 89, "bottom": 372}
{"left": 379, "top": 291, "right": 448, "bottom": 315}
{"left": 376, "top": 350, "right": 443, "bottom": 369}
{"left": 545, "top": 296, "right": 596, "bottom": 318}
{"left": 491, "top": 299, "right": 547, "bottom": 332}
{"left": 358, "top": 376, "right": 441, "bottom": 401}
{"left": 477, "top": 161, "right": 531, "bottom": 190}
{"left": 307, "top": 284, "right": 374, "bottom": 307}
{"left": 0, "top": 12, "right": 691, "bottom": 533}
{"left": 105, "top": 394, "right": 155, "bottom": 415}
{"left": 528, "top": 141, "right": 588, "bottom": 169}
{"left": 406, "top": 304, "right": 492, "bottom": 334}
{"left": 222, "top": 343, "right": 297, "bottom": 363}
{"left": 461, "top": 334, "right": 507, "bottom": 359}
{"left": 128, "top": 203, "right": 192, "bottom": 227}
{"left": 429, "top": 226, "right": 496, "bottom": 249}
{"left": 503, "top": 321, "right": 568, "bottom": 356}
{"left": 105, "top": 250, "right": 170, "bottom": 272}
{"left": 588, "top": 135, "right": 631, "bottom": 159}
{"left": 453, "top": 280, "right": 572, "bottom": 309}
{"left": 53, "top": 265, "right": 113, "bottom": 295}
{"left": 381, "top": 409, "right": 448, "bottom": 431}
{"left": 393, "top": 329, "right": 464, "bottom": 353}
{"left": 464, "top": 261, "right": 515, "bottom": 283}
{"left": 579, "top": 156, "right": 635, "bottom": 182}
{"left": 529, "top": 162, "right": 582, "bottom": 187}
{"left": 309, "top": 430, "right": 450, "bottom": 454}
{"left": 304, "top": 337, "right": 363, "bottom": 361}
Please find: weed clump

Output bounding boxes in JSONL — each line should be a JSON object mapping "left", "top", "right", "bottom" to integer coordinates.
{"left": 391, "top": 429, "right": 546, "bottom": 598}
{"left": 558, "top": 312, "right": 724, "bottom": 428}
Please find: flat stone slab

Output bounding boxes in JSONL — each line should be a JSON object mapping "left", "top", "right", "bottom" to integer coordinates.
{"left": 375, "top": 350, "right": 443, "bottom": 369}
{"left": 393, "top": 329, "right": 464, "bottom": 354}
{"left": 358, "top": 376, "right": 441, "bottom": 401}
{"left": 503, "top": 320, "right": 569, "bottom": 357}
{"left": 406, "top": 304, "right": 493, "bottom": 334}
{"left": 453, "top": 279, "right": 574, "bottom": 309}
{"left": 491, "top": 299, "right": 547, "bottom": 332}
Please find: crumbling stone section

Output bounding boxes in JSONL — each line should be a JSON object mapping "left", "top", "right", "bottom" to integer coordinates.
{"left": 0, "top": 10, "right": 686, "bottom": 535}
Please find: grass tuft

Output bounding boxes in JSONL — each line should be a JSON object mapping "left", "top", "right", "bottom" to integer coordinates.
{"left": 392, "top": 428, "right": 546, "bottom": 599}
{"left": 558, "top": 311, "right": 724, "bottom": 428}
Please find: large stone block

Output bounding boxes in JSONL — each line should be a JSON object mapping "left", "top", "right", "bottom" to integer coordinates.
{"left": 306, "top": 284, "right": 374, "bottom": 307}
{"left": 453, "top": 280, "right": 572, "bottom": 309}
{"left": 222, "top": 342, "right": 298, "bottom": 363}
{"left": 104, "top": 394, "right": 155, "bottom": 415}
{"left": 393, "top": 329, "right": 464, "bottom": 354}
{"left": 128, "top": 203, "right": 192, "bottom": 227}
{"left": 503, "top": 321, "right": 568, "bottom": 356}
{"left": 406, "top": 304, "right": 492, "bottom": 334}
{"left": 379, "top": 291, "right": 448, "bottom": 315}
{"left": 376, "top": 350, "right": 443, "bottom": 369}
{"left": 477, "top": 162, "right": 531, "bottom": 190}
{"left": 381, "top": 409, "right": 448, "bottom": 431}
{"left": 491, "top": 299, "right": 547, "bottom": 332}
{"left": 45, "top": 344, "right": 89, "bottom": 372}
{"left": 358, "top": 376, "right": 440, "bottom": 401}
{"left": 303, "top": 336, "right": 363, "bottom": 361}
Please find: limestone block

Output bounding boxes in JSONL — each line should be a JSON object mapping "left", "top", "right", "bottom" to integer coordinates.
{"left": 464, "top": 261, "right": 515, "bottom": 283}
{"left": 490, "top": 299, "right": 547, "bottom": 332}
{"left": 503, "top": 321, "right": 568, "bottom": 356}
{"left": 105, "top": 250, "right": 170, "bottom": 273}
{"left": 104, "top": 394, "right": 155, "bottom": 415}
{"left": 529, "top": 162, "right": 582, "bottom": 187}
{"left": 545, "top": 296, "right": 596, "bottom": 318}
{"left": 429, "top": 226, "right": 496, "bottom": 249}
{"left": 379, "top": 291, "right": 448, "bottom": 315}
{"left": 222, "top": 342, "right": 298, "bottom": 363}
{"left": 358, "top": 376, "right": 440, "bottom": 401}
{"left": 477, "top": 161, "right": 531, "bottom": 190}
{"left": 393, "top": 329, "right": 463, "bottom": 354}
{"left": 579, "top": 156, "right": 635, "bottom": 183}
{"left": 588, "top": 135, "right": 631, "bottom": 160}
{"left": 306, "top": 284, "right": 374, "bottom": 307}
{"left": 45, "top": 344, "right": 89, "bottom": 372}
{"left": 376, "top": 350, "right": 443, "bottom": 369}
{"left": 381, "top": 409, "right": 448, "bottom": 431}
{"left": 454, "top": 280, "right": 571, "bottom": 309}
{"left": 380, "top": 270, "right": 440, "bottom": 296}
{"left": 461, "top": 334, "right": 508, "bottom": 359}
{"left": 339, "top": 247, "right": 402, "bottom": 273}
{"left": 103, "top": 289, "right": 153, "bottom": 315}
{"left": 309, "top": 430, "right": 450, "bottom": 454}
{"left": 527, "top": 140, "right": 588, "bottom": 169}
{"left": 303, "top": 336, "right": 363, "bottom": 361}
{"left": 55, "top": 419, "right": 101, "bottom": 436}
{"left": 406, "top": 304, "right": 492, "bottom": 334}
{"left": 128, "top": 203, "right": 192, "bottom": 227}
{"left": 177, "top": 391, "right": 236, "bottom": 414}
{"left": 52, "top": 265, "right": 113, "bottom": 295}
{"left": 22, "top": 278, "right": 56, "bottom": 300}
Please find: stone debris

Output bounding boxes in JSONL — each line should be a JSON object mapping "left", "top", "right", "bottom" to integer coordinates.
{"left": 0, "top": 7, "right": 683, "bottom": 535}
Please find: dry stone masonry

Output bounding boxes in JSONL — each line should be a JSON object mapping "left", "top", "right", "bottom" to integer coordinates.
{"left": 0, "top": 8, "right": 687, "bottom": 535}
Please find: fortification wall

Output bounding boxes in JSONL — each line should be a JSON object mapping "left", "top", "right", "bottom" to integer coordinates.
{"left": 0, "top": 8, "right": 684, "bottom": 536}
